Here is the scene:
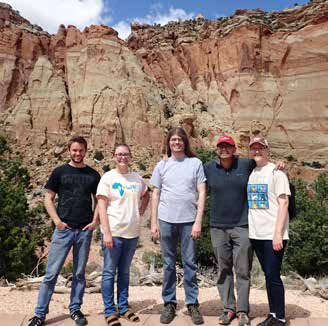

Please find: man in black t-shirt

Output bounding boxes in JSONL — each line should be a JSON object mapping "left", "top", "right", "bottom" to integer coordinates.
{"left": 28, "top": 136, "right": 101, "bottom": 326}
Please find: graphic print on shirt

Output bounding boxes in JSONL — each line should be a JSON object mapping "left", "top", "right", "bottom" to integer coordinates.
{"left": 247, "top": 184, "right": 269, "bottom": 209}
{"left": 112, "top": 182, "right": 140, "bottom": 198}
{"left": 112, "top": 182, "right": 125, "bottom": 196}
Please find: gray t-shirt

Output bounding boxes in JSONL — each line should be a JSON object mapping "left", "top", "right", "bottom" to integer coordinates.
{"left": 150, "top": 156, "right": 206, "bottom": 223}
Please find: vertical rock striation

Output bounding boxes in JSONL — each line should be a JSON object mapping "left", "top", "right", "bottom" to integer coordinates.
{"left": 0, "top": 1, "right": 327, "bottom": 162}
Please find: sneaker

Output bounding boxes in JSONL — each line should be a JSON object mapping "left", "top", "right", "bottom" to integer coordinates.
{"left": 160, "top": 302, "right": 176, "bottom": 324}
{"left": 257, "top": 314, "right": 274, "bottom": 326}
{"left": 27, "top": 316, "right": 45, "bottom": 326}
{"left": 219, "top": 310, "right": 236, "bottom": 325}
{"left": 70, "top": 310, "right": 88, "bottom": 326}
{"left": 271, "top": 318, "right": 286, "bottom": 326}
{"left": 237, "top": 312, "right": 250, "bottom": 326}
{"left": 187, "top": 304, "right": 204, "bottom": 325}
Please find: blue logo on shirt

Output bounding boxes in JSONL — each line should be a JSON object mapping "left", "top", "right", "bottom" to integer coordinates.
{"left": 112, "top": 182, "right": 124, "bottom": 197}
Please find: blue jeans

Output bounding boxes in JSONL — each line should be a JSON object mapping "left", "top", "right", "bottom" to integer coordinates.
{"left": 251, "top": 239, "right": 287, "bottom": 320}
{"left": 101, "top": 236, "right": 138, "bottom": 317}
{"left": 35, "top": 228, "right": 93, "bottom": 319}
{"left": 159, "top": 220, "right": 198, "bottom": 306}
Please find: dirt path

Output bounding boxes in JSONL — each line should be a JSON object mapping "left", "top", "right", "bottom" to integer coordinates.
{"left": 1, "top": 286, "right": 327, "bottom": 319}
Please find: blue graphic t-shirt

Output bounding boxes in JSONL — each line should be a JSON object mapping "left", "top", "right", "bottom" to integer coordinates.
{"left": 247, "top": 184, "right": 269, "bottom": 209}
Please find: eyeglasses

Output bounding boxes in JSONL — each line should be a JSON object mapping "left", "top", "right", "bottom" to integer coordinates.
{"left": 114, "top": 153, "right": 130, "bottom": 157}
{"left": 217, "top": 144, "right": 234, "bottom": 149}
{"left": 250, "top": 147, "right": 267, "bottom": 152}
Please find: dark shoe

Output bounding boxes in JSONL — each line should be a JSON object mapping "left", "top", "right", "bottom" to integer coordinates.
{"left": 237, "top": 312, "right": 250, "bottom": 326}
{"left": 160, "top": 302, "right": 176, "bottom": 324}
{"left": 219, "top": 310, "right": 236, "bottom": 325}
{"left": 27, "top": 316, "right": 45, "bottom": 326}
{"left": 271, "top": 318, "right": 286, "bottom": 326}
{"left": 187, "top": 304, "right": 204, "bottom": 325}
{"left": 257, "top": 314, "right": 275, "bottom": 326}
{"left": 71, "top": 310, "right": 88, "bottom": 326}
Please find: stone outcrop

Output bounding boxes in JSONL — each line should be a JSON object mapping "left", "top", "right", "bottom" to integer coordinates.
{"left": 0, "top": 0, "right": 327, "bottom": 165}
{"left": 127, "top": 0, "right": 328, "bottom": 160}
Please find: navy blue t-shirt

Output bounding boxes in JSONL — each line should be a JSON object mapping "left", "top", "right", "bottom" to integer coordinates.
{"left": 45, "top": 164, "right": 101, "bottom": 229}
{"left": 204, "top": 157, "right": 255, "bottom": 228}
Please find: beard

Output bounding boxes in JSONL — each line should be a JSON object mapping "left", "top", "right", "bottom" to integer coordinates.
{"left": 70, "top": 155, "right": 84, "bottom": 164}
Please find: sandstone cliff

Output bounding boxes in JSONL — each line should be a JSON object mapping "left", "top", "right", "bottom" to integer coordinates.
{"left": 0, "top": 1, "right": 327, "bottom": 166}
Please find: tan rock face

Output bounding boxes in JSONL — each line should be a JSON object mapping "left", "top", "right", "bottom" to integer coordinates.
{"left": 0, "top": 1, "right": 327, "bottom": 165}
{"left": 127, "top": 0, "right": 328, "bottom": 161}
{"left": 5, "top": 56, "right": 71, "bottom": 146}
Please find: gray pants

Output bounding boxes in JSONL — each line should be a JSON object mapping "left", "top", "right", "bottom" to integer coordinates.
{"left": 210, "top": 226, "right": 253, "bottom": 314}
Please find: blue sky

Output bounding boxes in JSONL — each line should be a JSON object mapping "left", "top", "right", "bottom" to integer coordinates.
{"left": 6, "top": 0, "right": 309, "bottom": 39}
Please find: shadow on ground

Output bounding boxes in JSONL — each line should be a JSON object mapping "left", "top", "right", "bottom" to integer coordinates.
{"left": 44, "top": 314, "right": 70, "bottom": 325}
{"left": 130, "top": 300, "right": 311, "bottom": 319}
{"left": 194, "top": 300, "right": 311, "bottom": 319}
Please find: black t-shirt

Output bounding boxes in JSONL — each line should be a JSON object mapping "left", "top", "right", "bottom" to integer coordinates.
{"left": 45, "top": 164, "right": 101, "bottom": 229}
{"left": 204, "top": 157, "right": 255, "bottom": 228}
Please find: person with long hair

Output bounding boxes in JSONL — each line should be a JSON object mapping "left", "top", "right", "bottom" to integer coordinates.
{"left": 150, "top": 127, "right": 207, "bottom": 325}
{"left": 97, "top": 144, "right": 150, "bottom": 326}
{"left": 247, "top": 136, "right": 290, "bottom": 326}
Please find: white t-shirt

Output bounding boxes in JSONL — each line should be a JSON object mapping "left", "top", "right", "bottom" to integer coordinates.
{"left": 96, "top": 170, "right": 147, "bottom": 238}
{"left": 248, "top": 162, "right": 291, "bottom": 240}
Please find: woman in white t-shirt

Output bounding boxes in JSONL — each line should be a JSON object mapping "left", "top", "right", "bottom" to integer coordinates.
{"left": 247, "top": 136, "right": 290, "bottom": 326}
{"left": 97, "top": 144, "right": 149, "bottom": 326}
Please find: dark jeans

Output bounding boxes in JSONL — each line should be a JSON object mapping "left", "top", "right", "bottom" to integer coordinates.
{"left": 251, "top": 239, "right": 287, "bottom": 320}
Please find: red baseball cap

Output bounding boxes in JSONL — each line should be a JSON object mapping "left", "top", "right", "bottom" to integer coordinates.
{"left": 217, "top": 135, "right": 236, "bottom": 147}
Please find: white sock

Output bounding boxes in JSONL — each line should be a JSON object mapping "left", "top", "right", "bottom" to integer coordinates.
{"left": 270, "top": 312, "right": 276, "bottom": 318}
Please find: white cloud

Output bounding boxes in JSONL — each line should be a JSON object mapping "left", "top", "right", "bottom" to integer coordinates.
{"left": 5, "top": 0, "right": 108, "bottom": 34}
{"left": 113, "top": 21, "right": 131, "bottom": 40}
{"left": 114, "top": 6, "right": 194, "bottom": 40}
{"left": 4, "top": 0, "right": 194, "bottom": 40}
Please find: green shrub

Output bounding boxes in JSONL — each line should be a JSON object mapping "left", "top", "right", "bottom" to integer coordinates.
{"left": 102, "top": 164, "right": 110, "bottom": 172}
{"left": 94, "top": 150, "right": 104, "bottom": 161}
{"left": 301, "top": 161, "right": 325, "bottom": 169}
{"left": 142, "top": 250, "right": 163, "bottom": 269}
{"left": 137, "top": 160, "right": 147, "bottom": 171}
{"left": 61, "top": 261, "right": 73, "bottom": 275}
{"left": 0, "top": 137, "right": 49, "bottom": 281}
{"left": 193, "top": 148, "right": 217, "bottom": 266}
{"left": 196, "top": 147, "right": 217, "bottom": 165}
{"left": 284, "top": 173, "right": 328, "bottom": 276}
{"left": 0, "top": 134, "right": 10, "bottom": 155}
{"left": 286, "top": 155, "right": 296, "bottom": 162}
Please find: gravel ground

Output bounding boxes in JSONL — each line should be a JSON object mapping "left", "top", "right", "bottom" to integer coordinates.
{"left": 1, "top": 286, "right": 327, "bottom": 319}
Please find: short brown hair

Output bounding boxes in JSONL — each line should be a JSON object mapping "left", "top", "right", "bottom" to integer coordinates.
{"left": 68, "top": 136, "right": 88, "bottom": 150}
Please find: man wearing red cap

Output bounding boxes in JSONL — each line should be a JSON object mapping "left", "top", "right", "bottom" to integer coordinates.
{"left": 204, "top": 135, "right": 254, "bottom": 326}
